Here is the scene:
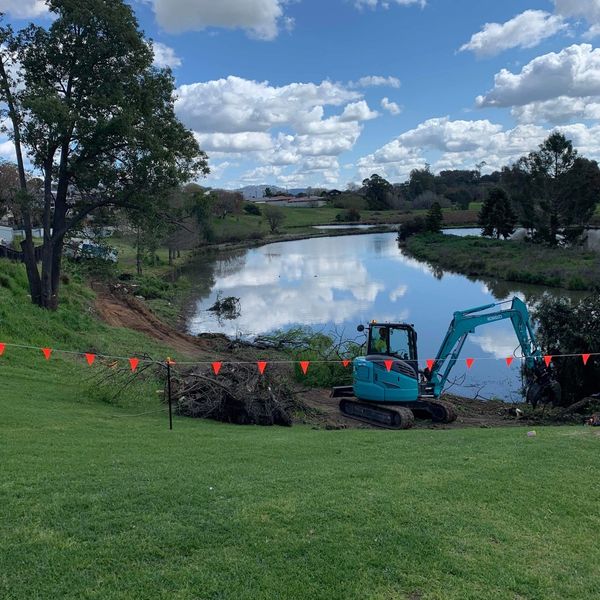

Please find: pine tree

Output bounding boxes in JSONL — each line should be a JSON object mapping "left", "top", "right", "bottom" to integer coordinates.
{"left": 479, "top": 188, "right": 518, "bottom": 239}
{"left": 425, "top": 202, "right": 443, "bottom": 232}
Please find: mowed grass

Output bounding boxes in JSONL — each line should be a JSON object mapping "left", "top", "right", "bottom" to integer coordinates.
{"left": 1, "top": 362, "right": 600, "bottom": 599}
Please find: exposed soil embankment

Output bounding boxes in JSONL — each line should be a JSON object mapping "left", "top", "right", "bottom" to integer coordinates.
{"left": 93, "top": 282, "right": 220, "bottom": 358}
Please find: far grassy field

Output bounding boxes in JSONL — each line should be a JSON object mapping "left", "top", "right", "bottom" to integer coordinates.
{"left": 405, "top": 233, "right": 600, "bottom": 291}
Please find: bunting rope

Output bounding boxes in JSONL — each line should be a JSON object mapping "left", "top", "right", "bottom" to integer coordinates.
{"left": 0, "top": 340, "right": 597, "bottom": 374}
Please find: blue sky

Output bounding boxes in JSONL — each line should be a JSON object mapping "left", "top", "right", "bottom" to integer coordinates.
{"left": 4, "top": 0, "right": 600, "bottom": 189}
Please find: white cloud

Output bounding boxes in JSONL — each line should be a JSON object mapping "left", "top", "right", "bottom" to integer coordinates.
{"left": 0, "top": 139, "right": 17, "bottom": 161}
{"left": 194, "top": 132, "right": 273, "bottom": 152}
{"left": 175, "top": 76, "right": 361, "bottom": 133}
{"left": 381, "top": 97, "right": 402, "bottom": 115}
{"left": 177, "top": 76, "right": 384, "bottom": 186}
{"left": 354, "top": 0, "right": 426, "bottom": 9}
{"left": 477, "top": 44, "right": 600, "bottom": 108}
{"left": 0, "top": 0, "right": 47, "bottom": 19}
{"left": 356, "top": 117, "right": 554, "bottom": 180}
{"left": 555, "top": 0, "right": 600, "bottom": 21}
{"left": 511, "top": 96, "right": 600, "bottom": 123}
{"left": 459, "top": 10, "right": 566, "bottom": 58}
{"left": 351, "top": 75, "right": 401, "bottom": 88}
{"left": 340, "top": 100, "right": 379, "bottom": 121}
{"left": 152, "top": 0, "right": 288, "bottom": 40}
{"left": 151, "top": 41, "right": 182, "bottom": 69}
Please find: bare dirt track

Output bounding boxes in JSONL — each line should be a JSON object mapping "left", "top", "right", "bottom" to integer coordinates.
{"left": 299, "top": 390, "right": 533, "bottom": 430}
{"left": 92, "top": 282, "right": 221, "bottom": 359}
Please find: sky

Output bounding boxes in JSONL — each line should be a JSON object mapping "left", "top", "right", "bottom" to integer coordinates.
{"left": 3, "top": 0, "right": 600, "bottom": 189}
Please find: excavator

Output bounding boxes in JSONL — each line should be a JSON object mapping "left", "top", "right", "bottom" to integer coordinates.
{"left": 332, "top": 297, "right": 561, "bottom": 429}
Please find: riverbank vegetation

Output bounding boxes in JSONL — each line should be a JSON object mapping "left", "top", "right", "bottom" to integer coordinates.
{"left": 405, "top": 233, "right": 600, "bottom": 291}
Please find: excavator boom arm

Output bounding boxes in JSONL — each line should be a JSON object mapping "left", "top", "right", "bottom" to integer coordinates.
{"left": 429, "top": 297, "right": 542, "bottom": 396}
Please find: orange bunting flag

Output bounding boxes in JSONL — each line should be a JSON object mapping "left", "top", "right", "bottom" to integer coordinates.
{"left": 466, "top": 358, "right": 474, "bottom": 369}
{"left": 85, "top": 353, "right": 96, "bottom": 366}
{"left": 384, "top": 359, "right": 393, "bottom": 372}
{"left": 257, "top": 361, "right": 267, "bottom": 375}
{"left": 426, "top": 359, "right": 434, "bottom": 371}
{"left": 506, "top": 357, "right": 514, "bottom": 367}
{"left": 0, "top": 343, "right": 5, "bottom": 356}
{"left": 544, "top": 355, "right": 552, "bottom": 367}
{"left": 212, "top": 361, "right": 222, "bottom": 376}
{"left": 129, "top": 358, "right": 139, "bottom": 372}
{"left": 582, "top": 354, "right": 591, "bottom": 366}
{"left": 42, "top": 348, "right": 52, "bottom": 360}
{"left": 300, "top": 361, "right": 310, "bottom": 375}
{"left": 342, "top": 359, "right": 351, "bottom": 368}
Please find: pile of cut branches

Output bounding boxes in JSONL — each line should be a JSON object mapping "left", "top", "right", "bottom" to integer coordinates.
{"left": 173, "top": 363, "right": 302, "bottom": 426}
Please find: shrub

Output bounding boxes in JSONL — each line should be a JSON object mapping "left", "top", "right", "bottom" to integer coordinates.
{"left": 244, "top": 202, "right": 261, "bottom": 216}
{"left": 397, "top": 216, "right": 427, "bottom": 241}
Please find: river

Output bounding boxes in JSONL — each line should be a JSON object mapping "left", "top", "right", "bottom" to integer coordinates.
{"left": 184, "top": 231, "right": 577, "bottom": 401}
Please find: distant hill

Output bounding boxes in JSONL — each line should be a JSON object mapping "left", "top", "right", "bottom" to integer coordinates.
{"left": 236, "top": 185, "right": 286, "bottom": 200}
{"left": 235, "top": 185, "right": 328, "bottom": 199}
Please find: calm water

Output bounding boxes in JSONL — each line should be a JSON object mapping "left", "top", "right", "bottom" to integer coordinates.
{"left": 185, "top": 231, "right": 576, "bottom": 400}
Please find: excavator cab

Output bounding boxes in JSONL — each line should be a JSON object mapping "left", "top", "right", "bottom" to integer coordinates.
{"left": 351, "top": 322, "right": 421, "bottom": 404}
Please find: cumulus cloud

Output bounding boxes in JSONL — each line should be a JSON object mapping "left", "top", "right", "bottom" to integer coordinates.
{"left": 381, "top": 97, "right": 402, "bottom": 115}
{"left": 0, "top": 0, "right": 47, "bottom": 19}
{"left": 459, "top": 10, "right": 566, "bottom": 58}
{"left": 511, "top": 96, "right": 600, "bottom": 123}
{"left": 340, "top": 100, "right": 379, "bottom": 121}
{"left": 151, "top": 41, "right": 182, "bottom": 69}
{"left": 477, "top": 44, "right": 600, "bottom": 108}
{"left": 194, "top": 132, "right": 273, "bottom": 153}
{"left": 555, "top": 0, "right": 600, "bottom": 20}
{"left": 176, "top": 76, "right": 361, "bottom": 133}
{"left": 356, "top": 116, "right": 554, "bottom": 180}
{"left": 177, "top": 76, "right": 382, "bottom": 185}
{"left": 350, "top": 75, "right": 401, "bottom": 88}
{"left": 152, "top": 0, "right": 288, "bottom": 40}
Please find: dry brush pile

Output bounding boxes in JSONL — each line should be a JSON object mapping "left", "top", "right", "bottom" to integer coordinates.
{"left": 172, "top": 363, "right": 309, "bottom": 426}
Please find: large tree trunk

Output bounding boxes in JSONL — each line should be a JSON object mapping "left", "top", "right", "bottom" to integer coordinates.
{"left": 0, "top": 53, "right": 42, "bottom": 304}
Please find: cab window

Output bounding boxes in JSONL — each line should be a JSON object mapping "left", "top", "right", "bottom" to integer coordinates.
{"left": 389, "top": 328, "right": 410, "bottom": 359}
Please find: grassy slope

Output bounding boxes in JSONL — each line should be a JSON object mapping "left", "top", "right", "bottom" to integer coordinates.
{"left": 2, "top": 261, "right": 600, "bottom": 599}
{"left": 406, "top": 233, "right": 600, "bottom": 291}
{"left": 2, "top": 378, "right": 600, "bottom": 599}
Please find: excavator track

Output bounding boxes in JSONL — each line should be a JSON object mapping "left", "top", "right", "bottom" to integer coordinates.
{"left": 339, "top": 398, "right": 415, "bottom": 429}
{"left": 423, "top": 399, "right": 457, "bottom": 423}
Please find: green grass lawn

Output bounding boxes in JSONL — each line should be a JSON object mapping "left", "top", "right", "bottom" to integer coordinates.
{"left": 1, "top": 364, "right": 599, "bottom": 600}
{"left": 2, "top": 259, "right": 600, "bottom": 598}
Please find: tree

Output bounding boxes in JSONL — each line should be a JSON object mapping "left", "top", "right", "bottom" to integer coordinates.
{"left": 557, "top": 157, "right": 600, "bottom": 232}
{"left": 211, "top": 190, "right": 243, "bottom": 219}
{"left": 534, "top": 295, "right": 600, "bottom": 406}
{"left": 0, "top": 1, "right": 207, "bottom": 309}
{"left": 264, "top": 187, "right": 273, "bottom": 198}
{"left": 263, "top": 204, "right": 285, "bottom": 233}
{"left": 362, "top": 173, "right": 392, "bottom": 210}
{"left": 408, "top": 166, "right": 435, "bottom": 200}
{"left": 503, "top": 133, "right": 589, "bottom": 244}
{"left": 425, "top": 202, "right": 443, "bottom": 232}
{"left": 478, "top": 188, "right": 517, "bottom": 239}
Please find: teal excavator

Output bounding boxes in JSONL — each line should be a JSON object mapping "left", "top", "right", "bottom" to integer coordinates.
{"left": 332, "top": 297, "right": 561, "bottom": 429}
